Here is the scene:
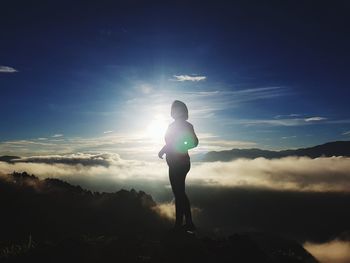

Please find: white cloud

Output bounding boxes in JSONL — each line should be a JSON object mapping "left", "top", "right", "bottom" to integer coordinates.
{"left": 233, "top": 116, "right": 328, "bottom": 127}
{"left": 152, "top": 202, "right": 176, "bottom": 220}
{"left": 172, "top": 75, "right": 206, "bottom": 82}
{"left": 304, "top": 117, "right": 327, "bottom": 122}
{"left": 190, "top": 156, "right": 350, "bottom": 191}
{"left": 234, "top": 118, "right": 306, "bottom": 126}
{"left": 103, "top": 131, "right": 113, "bottom": 134}
{"left": 152, "top": 201, "right": 202, "bottom": 221}
{"left": 281, "top": 135, "right": 297, "bottom": 139}
{"left": 14, "top": 152, "right": 120, "bottom": 167}
{"left": 342, "top": 131, "right": 350, "bottom": 136}
{"left": 0, "top": 154, "right": 169, "bottom": 195}
{"left": 304, "top": 239, "right": 350, "bottom": 263}
{"left": 52, "top": 134, "right": 64, "bottom": 138}
{"left": 0, "top": 65, "right": 18, "bottom": 73}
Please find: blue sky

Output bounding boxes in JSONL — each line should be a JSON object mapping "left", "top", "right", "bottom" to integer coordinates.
{"left": 1, "top": 1, "right": 350, "bottom": 158}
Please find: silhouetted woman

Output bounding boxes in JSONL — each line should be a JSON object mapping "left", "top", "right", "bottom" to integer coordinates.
{"left": 158, "top": 100, "right": 198, "bottom": 231}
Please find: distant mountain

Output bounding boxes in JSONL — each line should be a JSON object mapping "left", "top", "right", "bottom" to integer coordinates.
{"left": 0, "top": 155, "right": 110, "bottom": 166}
{"left": 0, "top": 155, "right": 20, "bottom": 163}
{"left": 203, "top": 141, "right": 350, "bottom": 162}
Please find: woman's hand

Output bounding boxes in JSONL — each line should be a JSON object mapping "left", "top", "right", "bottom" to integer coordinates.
{"left": 158, "top": 145, "right": 167, "bottom": 159}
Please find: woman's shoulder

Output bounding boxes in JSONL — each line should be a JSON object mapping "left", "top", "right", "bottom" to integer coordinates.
{"left": 168, "top": 120, "right": 194, "bottom": 131}
{"left": 168, "top": 121, "right": 176, "bottom": 129}
{"left": 175, "top": 120, "right": 193, "bottom": 128}
{"left": 184, "top": 121, "right": 194, "bottom": 129}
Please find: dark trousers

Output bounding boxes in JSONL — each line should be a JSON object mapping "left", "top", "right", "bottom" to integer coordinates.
{"left": 168, "top": 160, "right": 192, "bottom": 226}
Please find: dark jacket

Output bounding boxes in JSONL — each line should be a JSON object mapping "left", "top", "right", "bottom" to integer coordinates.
{"left": 164, "top": 120, "right": 198, "bottom": 165}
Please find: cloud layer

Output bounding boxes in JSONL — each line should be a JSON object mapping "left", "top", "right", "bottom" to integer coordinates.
{"left": 1, "top": 154, "right": 350, "bottom": 194}
{"left": 0, "top": 133, "right": 256, "bottom": 160}
{"left": 191, "top": 156, "right": 350, "bottom": 192}
{"left": 1, "top": 154, "right": 350, "bottom": 244}
{"left": 13, "top": 153, "right": 119, "bottom": 167}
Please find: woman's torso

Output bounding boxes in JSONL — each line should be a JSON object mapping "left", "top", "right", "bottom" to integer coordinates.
{"left": 165, "top": 120, "right": 192, "bottom": 165}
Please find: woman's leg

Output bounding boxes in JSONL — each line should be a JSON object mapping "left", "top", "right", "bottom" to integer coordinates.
{"left": 169, "top": 162, "right": 193, "bottom": 227}
{"left": 169, "top": 165, "right": 185, "bottom": 226}
{"left": 182, "top": 164, "right": 194, "bottom": 227}
{"left": 183, "top": 192, "right": 193, "bottom": 226}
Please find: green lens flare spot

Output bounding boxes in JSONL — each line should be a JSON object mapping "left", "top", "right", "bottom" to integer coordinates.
{"left": 184, "top": 141, "right": 188, "bottom": 145}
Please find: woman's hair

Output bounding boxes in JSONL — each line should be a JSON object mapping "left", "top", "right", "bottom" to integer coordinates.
{"left": 171, "top": 100, "right": 188, "bottom": 120}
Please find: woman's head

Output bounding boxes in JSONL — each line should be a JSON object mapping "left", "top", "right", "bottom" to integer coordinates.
{"left": 171, "top": 100, "right": 188, "bottom": 120}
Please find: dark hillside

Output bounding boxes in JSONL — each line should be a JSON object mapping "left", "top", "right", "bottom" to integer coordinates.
{"left": 0, "top": 172, "right": 319, "bottom": 263}
{"left": 0, "top": 172, "right": 167, "bottom": 243}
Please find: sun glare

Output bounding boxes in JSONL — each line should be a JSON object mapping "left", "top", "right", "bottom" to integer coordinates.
{"left": 145, "top": 117, "right": 168, "bottom": 141}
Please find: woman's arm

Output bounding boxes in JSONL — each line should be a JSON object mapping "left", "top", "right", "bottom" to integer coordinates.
{"left": 158, "top": 145, "right": 168, "bottom": 159}
{"left": 159, "top": 125, "right": 171, "bottom": 159}
{"left": 187, "top": 124, "right": 198, "bottom": 149}
{"left": 180, "top": 124, "right": 198, "bottom": 151}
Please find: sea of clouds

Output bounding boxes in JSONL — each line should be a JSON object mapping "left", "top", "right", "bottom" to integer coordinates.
{"left": 1, "top": 153, "right": 350, "bottom": 262}
{"left": 1, "top": 153, "right": 350, "bottom": 194}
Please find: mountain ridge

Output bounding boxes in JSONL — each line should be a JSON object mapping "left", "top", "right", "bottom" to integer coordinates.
{"left": 203, "top": 140, "right": 350, "bottom": 162}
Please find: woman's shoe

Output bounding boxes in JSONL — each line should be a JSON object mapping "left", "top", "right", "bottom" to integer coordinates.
{"left": 182, "top": 223, "right": 196, "bottom": 232}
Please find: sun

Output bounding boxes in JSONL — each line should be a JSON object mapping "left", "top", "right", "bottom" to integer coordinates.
{"left": 145, "top": 117, "right": 168, "bottom": 141}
